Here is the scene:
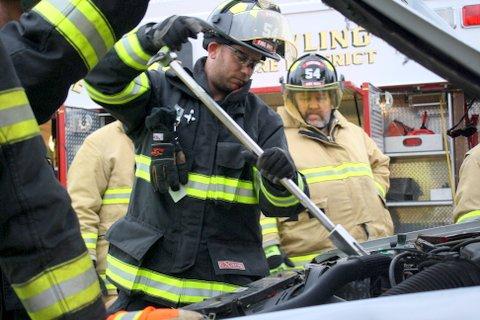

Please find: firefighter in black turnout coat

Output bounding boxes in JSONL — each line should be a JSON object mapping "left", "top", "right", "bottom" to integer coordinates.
{"left": 85, "top": 0, "right": 307, "bottom": 311}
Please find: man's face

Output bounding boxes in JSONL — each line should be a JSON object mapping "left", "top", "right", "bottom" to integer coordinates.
{"left": 209, "top": 43, "right": 263, "bottom": 95}
{"left": 293, "top": 91, "right": 333, "bottom": 128}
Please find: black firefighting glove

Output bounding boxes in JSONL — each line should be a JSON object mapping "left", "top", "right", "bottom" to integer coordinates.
{"left": 146, "top": 15, "right": 203, "bottom": 52}
{"left": 146, "top": 108, "right": 188, "bottom": 193}
{"left": 265, "top": 245, "right": 295, "bottom": 274}
{"left": 243, "top": 147, "right": 297, "bottom": 186}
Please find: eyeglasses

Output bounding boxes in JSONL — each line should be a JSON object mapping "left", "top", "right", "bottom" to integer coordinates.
{"left": 224, "top": 45, "right": 263, "bottom": 69}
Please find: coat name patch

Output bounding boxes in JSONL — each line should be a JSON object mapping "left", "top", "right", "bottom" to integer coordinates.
{"left": 218, "top": 260, "right": 246, "bottom": 271}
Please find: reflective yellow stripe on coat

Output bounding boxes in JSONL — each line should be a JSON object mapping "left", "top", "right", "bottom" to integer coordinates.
{"left": 456, "top": 210, "right": 480, "bottom": 223}
{"left": 102, "top": 187, "right": 132, "bottom": 205}
{"left": 11, "top": 253, "right": 101, "bottom": 320}
{"left": 107, "top": 254, "right": 243, "bottom": 304}
{"left": 256, "top": 168, "right": 303, "bottom": 208}
{"left": 134, "top": 154, "right": 258, "bottom": 205}
{"left": 289, "top": 252, "right": 321, "bottom": 269}
{"left": 134, "top": 154, "right": 303, "bottom": 206}
{"left": 34, "top": 0, "right": 115, "bottom": 70}
{"left": 260, "top": 217, "right": 278, "bottom": 237}
{"left": 85, "top": 73, "right": 150, "bottom": 105}
{"left": 81, "top": 232, "right": 98, "bottom": 251}
{"left": 0, "top": 88, "right": 39, "bottom": 144}
{"left": 301, "top": 162, "right": 374, "bottom": 183}
{"left": 114, "top": 30, "right": 152, "bottom": 70}
{"left": 301, "top": 161, "right": 381, "bottom": 197}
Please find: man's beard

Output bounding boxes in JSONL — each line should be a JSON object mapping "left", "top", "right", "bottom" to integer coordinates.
{"left": 305, "top": 110, "right": 331, "bottom": 129}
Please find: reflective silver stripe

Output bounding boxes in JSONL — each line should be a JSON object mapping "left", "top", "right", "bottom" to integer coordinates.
{"left": 107, "top": 255, "right": 241, "bottom": 304}
{"left": 21, "top": 267, "right": 98, "bottom": 313}
{"left": 48, "top": 0, "right": 109, "bottom": 58}
{"left": 188, "top": 179, "right": 255, "bottom": 198}
{"left": 257, "top": 171, "right": 303, "bottom": 207}
{"left": 34, "top": 0, "right": 114, "bottom": 70}
{"left": 0, "top": 103, "right": 34, "bottom": 127}
{"left": 119, "top": 312, "right": 142, "bottom": 320}
{"left": 108, "top": 263, "right": 230, "bottom": 300}
{"left": 103, "top": 193, "right": 130, "bottom": 200}
{"left": 102, "top": 189, "right": 131, "bottom": 204}
{"left": 0, "top": 88, "right": 40, "bottom": 145}
{"left": 115, "top": 32, "right": 151, "bottom": 70}
{"left": 301, "top": 162, "right": 373, "bottom": 183}
{"left": 134, "top": 155, "right": 151, "bottom": 182}
{"left": 135, "top": 156, "right": 257, "bottom": 204}
{"left": 263, "top": 239, "right": 279, "bottom": 248}
{"left": 85, "top": 73, "right": 149, "bottom": 105}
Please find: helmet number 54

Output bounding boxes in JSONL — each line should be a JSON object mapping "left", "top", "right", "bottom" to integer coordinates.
{"left": 305, "top": 68, "right": 321, "bottom": 80}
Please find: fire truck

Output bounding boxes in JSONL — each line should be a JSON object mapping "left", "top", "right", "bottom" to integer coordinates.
{"left": 53, "top": 0, "right": 480, "bottom": 234}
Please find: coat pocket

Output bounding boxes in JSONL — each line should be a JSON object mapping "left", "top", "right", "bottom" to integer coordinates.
{"left": 106, "top": 216, "right": 164, "bottom": 261}
{"left": 207, "top": 241, "right": 268, "bottom": 277}
{"left": 215, "top": 141, "right": 247, "bottom": 176}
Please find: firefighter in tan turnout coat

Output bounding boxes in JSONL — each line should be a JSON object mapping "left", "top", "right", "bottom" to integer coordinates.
{"left": 262, "top": 54, "right": 394, "bottom": 272}
{"left": 454, "top": 144, "right": 480, "bottom": 223}
{"left": 68, "top": 120, "right": 135, "bottom": 303}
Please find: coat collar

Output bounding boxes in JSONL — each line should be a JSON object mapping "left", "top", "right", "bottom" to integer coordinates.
{"left": 280, "top": 107, "right": 347, "bottom": 130}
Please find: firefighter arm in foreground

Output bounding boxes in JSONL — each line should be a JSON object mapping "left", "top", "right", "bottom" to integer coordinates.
{"left": 364, "top": 132, "right": 390, "bottom": 201}
{"left": 253, "top": 122, "right": 307, "bottom": 275}
{"left": 67, "top": 137, "right": 109, "bottom": 262}
{"left": 85, "top": 17, "right": 201, "bottom": 133}
{"left": 260, "top": 214, "right": 294, "bottom": 274}
{"left": 0, "top": 38, "right": 105, "bottom": 320}
{"left": 0, "top": 0, "right": 149, "bottom": 124}
{"left": 363, "top": 131, "right": 394, "bottom": 237}
{"left": 454, "top": 146, "right": 480, "bottom": 223}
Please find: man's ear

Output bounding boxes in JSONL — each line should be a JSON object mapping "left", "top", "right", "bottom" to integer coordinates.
{"left": 207, "top": 42, "right": 221, "bottom": 59}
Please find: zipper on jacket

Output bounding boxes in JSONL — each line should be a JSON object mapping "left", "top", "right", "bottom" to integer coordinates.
{"left": 299, "top": 118, "right": 339, "bottom": 145}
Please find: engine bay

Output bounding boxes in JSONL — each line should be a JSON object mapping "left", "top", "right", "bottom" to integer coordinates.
{"left": 184, "top": 221, "right": 480, "bottom": 318}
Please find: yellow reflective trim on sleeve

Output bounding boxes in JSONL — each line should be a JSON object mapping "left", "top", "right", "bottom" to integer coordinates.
{"left": 374, "top": 180, "right": 386, "bottom": 199}
{"left": 34, "top": 0, "right": 115, "bottom": 70}
{"left": 260, "top": 217, "right": 278, "bottom": 236}
{"left": 264, "top": 245, "right": 280, "bottom": 258}
{"left": 290, "top": 252, "right": 321, "bottom": 268}
{"left": 0, "top": 88, "right": 39, "bottom": 144}
{"left": 261, "top": 227, "right": 279, "bottom": 236}
{"left": 12, "top": 252, "right": 101, "bottom": 320}
{"left": 102, "top": 187, "right": 132, "bottom": 205}
{"left": 260, "top": 217, "right": 277, "bottom": 226}
{"left": 115, "top": 31, "right": 152, "bottom": 70}
{"left": 257, "top": 170, "right": 303, "bottom": 208}
{"left": 0, "top": 119, "right": 40, "bottom": 145}
{"left": 99, "top": 274, "right": 117, "bottom": 292}
{"left": 85, "top": 73, "right": 150, "bottom": 105}
{"left": 74, "top": 0, "right": 115, "bottom": 48}
{"left": 81, "top": 232, "right": 97, "bottom": 250}
{"left": 456, "top": 210, "right": 480, "bottom": 223}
